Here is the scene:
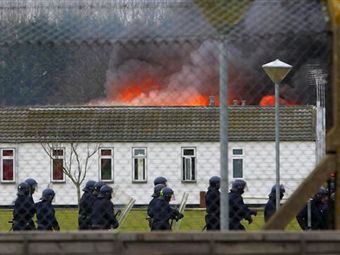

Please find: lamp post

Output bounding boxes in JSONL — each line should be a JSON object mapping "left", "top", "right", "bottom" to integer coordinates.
{"left": 262, "top": 59, "right": 292, "bottom": 211}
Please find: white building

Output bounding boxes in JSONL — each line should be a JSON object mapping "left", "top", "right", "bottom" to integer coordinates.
{"left": 0, "top": 105, "right": 316, "bottom": 206}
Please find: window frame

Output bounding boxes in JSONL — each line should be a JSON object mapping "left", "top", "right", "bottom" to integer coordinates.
{"left": 132, "top": 147, "right": 147, "bottom": 183}
{"left": 50, "top": 147, "right": 66, "bottom": 183}
{"left": 232, "top": 147, "right": 244, "bottom": 178}
{"left": 0, "top": 148, "right": 16, "bottom": 183}
{"left": 99, "top": 148, "right": 114, "bottom": 182}
{"left": 181, "top": 147, "right": 197, "bottom": 183}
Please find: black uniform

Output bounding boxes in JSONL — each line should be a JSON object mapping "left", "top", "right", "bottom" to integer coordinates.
{"left": 78, "top": 191, "right": 95, "bottom": 230}
{"left": 149, "top": 197, "right": 183, "bottom": 231}
{"left": 296, "top": 200, "right": 328, "bottom": 230}
{"left": 264, "top": 184, "right": 285, "bottom": 223}
{"left": 91, "top": 197, "right": 119, "bottom": 230}
{"left": 205, "top": 186, "right": 220, "bottom": 230}
{"left": 147, "top": 197, "right": 157, "bottom": 218}
{"left": 264, "top": 197, "right": 276, "bottom": 223}
{"left": 229, "top": 190, "right": 255, "bottom": 230}
{"left": 12, "top": 195, "right": 36, "bottom": 231}
{"left": 36, "top": 200, "right": 60, "bottom": 231}
{"left": 147, "top": 183, "right": 166, "bottom": 229}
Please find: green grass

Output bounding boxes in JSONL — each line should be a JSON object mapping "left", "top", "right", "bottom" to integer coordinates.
{"left": 0, "top": 208, "right": 301, "bottom": 232}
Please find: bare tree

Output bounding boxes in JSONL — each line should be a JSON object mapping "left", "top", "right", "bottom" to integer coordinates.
{"left": 41, "top": 142, "right": 99, "bottom": 205}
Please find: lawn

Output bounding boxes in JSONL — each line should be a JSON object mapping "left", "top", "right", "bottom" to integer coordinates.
{"left": 0, "top": 208, "right": 301, "bottom": 232}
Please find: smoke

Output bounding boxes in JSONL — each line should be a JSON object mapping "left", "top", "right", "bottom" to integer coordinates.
{"left": 0, "top": 0, "right": 330, "bottom": 106}
{"left": 98, "top": 39, "right": 219, "bottom": 105}
{"left": 95, "top": 0, "right": 329, "bottom": 106}
{"left": 226, "top": 0, "right": 329, "bottom": 104}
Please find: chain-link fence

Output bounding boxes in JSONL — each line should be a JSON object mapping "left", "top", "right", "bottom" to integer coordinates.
{"left": 0, "top": 0, "right": 333, "bottom": 232}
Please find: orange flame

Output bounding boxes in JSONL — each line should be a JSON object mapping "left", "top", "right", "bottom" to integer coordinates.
{"left": 103, "top": 75, "right": 215, "bottom": 106}
{"left": 117, "top": 76, "right": 161, "bottom": 102}
{"left": 91, "top": 74, "right": 240, "bottom": 107}
{"left": 184, "top": 95, "right": 209, "bottom": 106}
{"left": 259, "top": 95, "right": 300, "bottom": 106}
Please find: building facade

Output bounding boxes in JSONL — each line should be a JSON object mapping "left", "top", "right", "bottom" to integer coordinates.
{"left": 0, "top": 106, "right": 316, "bottom": 206}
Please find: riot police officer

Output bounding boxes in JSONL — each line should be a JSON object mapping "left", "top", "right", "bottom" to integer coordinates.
{"left": 149, "top": 187, "right": 184, "bottom": 231}
{"left": 296, "top": 187, "right": 329, "bottom": 230}
{"left": 12, "top": 182, "right": 36, "bottom": 231}
{"left": 264, "top": 184, "right": 285, "bottom": 222}
{"left": 147, "top": 183, "right": 166, "bottom": 229}
{"left": 36, "top": 188, "right": 60, "bottom": 231}
{"left": 25, "top": 178, "right": 38, "bottom": 229}
{"left": 205, "top": 176, "right": 221, "bottom": 230}
{"left": 78, "top": 180, "right": 96, "bottom": 230}
{"left": 154, "top": 176, "right": 167, "bottom": 186}
{"left": 229, "top": 179, "right": 257, "bottom": 230}
{"left": 91, "top": 185, "right": 119, "bottom": 230}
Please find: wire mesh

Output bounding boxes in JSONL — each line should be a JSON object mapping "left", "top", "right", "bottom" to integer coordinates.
{"left": 0, "top": 0, "right": 332, "bottom": 232}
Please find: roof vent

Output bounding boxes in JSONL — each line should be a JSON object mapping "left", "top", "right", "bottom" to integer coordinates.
{"left": 209, "top": 96, "right": 215, "bottom": 107}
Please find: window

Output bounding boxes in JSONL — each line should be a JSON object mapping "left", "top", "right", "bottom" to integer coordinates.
{"left": 99, "top": 148, "right": 113, "bottom": 182}
{"left": 182, "top": 148, "right": 196, "bottom": 182}
{"left": 132, "top": 148, "right": 147, "bottom": 182}
{"left": 232, "top": 148, "right": 244, "bottom": 178}
{"left": 51, "top": 148, "right": 65, "bottom": 182}
{"left": 1, "top": 149, "right": 15, "bottom": 182}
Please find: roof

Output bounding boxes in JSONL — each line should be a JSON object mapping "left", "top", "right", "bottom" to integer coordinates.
{"left": 0, "top": 106, "right": 315, "bottom": 143}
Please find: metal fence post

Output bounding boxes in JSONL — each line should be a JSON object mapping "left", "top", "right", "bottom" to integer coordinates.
{"left": 220, "top": 36, "right": 229, "bottom": 231}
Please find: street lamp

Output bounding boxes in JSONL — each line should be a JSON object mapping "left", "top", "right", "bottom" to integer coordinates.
{"left": 262, "top": 59, "right": 292, "bottom": 211}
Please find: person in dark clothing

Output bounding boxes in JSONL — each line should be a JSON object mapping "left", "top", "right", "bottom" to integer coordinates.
{"left": 264, "top": 184, "right": 285, "bottom": 222}
{"left": 12, "top": 182, "right": 36, "bottom": 231}
{"left": 154, "top": 176, "right": 167, "bottom": 186}
{"left": 36, "top": 188, "right": 60, "bottom": 231}
{"left": 78, "top": 180, "right": 96, "bottom": 230}
{"left": 326, "top": 178, "right": 335, "bottom": 229}
{"left": 296, "top": 187, "right": 329, "bottom": 230}
{"left": 229, "top": 179, "right": 257, "bottom": 230}
{"left": 205, "top": 176, "right": 221, "bottom": 230}
{"left": 147, "top": 183, "right": 166, "bottom": 228}
{"left": 91, "top": 185, "right": 119, "bottom": 230}
{"left": 25, "top": 178, "right": 38, "bottom": 230}
{"left": 149, "top": 187, "right": 184, "bottom": 231}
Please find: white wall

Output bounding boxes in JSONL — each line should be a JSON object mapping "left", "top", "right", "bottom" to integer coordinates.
{"left": 0, "top": 141, "right": 316, "bottom": 206}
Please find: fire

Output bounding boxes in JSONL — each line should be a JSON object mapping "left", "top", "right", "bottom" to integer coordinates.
{"left": 117, "top": 76, "right": 160, "bottom": 102}
{"left": 90, "top": 73, "right": 237, "bottom": 107}
{"left": 259, "top": 95, "right": 300, "bottom": 106}
{"left": 93, "top": 74, "right": 215, "bottom": 106}
{"left": 184, "top": 95, "right": 209, "bottom": 106}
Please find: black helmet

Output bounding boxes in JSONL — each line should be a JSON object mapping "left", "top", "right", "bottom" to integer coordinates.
{"left": 41, "top": 188, "right": 55, "bottom": 202}
{"left": 160, "top": 187, "right": 173, "bottom": 201}
{"left": 154, "top": 176, "right": 167, "bottom": 186}
{"left": 270, "top": 184, "right": 285, "bottom": 199}
{"left": 99, "top": 185, "right": 113, "bottom": 199}
{"left": 231, "top": 179, "right": 247, "bottom": 194}
{"left": 209, "top": 176, "right": 221, "bottom": 188}
{"left": 313, "top": 187, "right": 328, "bottom": 201}
{"left": 93, "top": 181, "right": 105, "bottom": 196}
{"left": 152, "top": 184, "right": 166, "bottom": 198}
{"left": 25, "top": 178, "right": 38, "bottom": 194}
{"left": 270, "top": 184, "right": 285, "bottom": 194}
{"left": 83, "top": 180, "right": 96, "bottom": 192}
{"left": 17, "top": 182, "right": 30, "bottom": 196}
